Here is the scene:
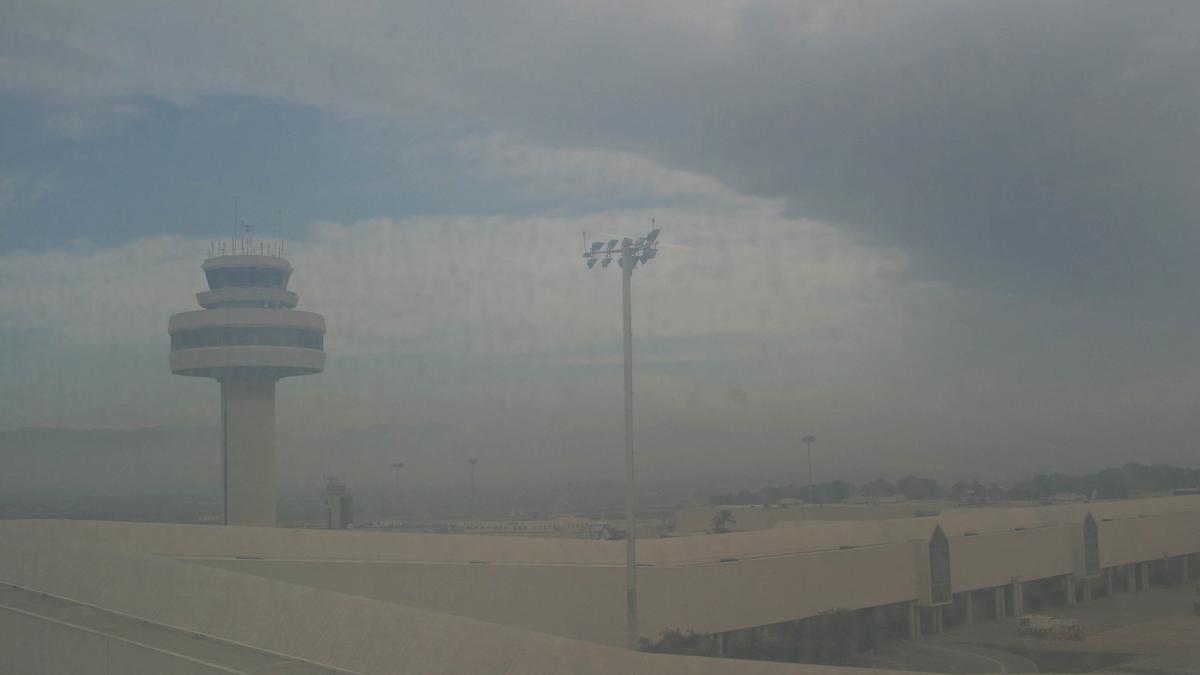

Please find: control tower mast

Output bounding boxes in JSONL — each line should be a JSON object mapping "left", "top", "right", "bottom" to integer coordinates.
{"left": 169, "top": 229, "right": 325, "bottom": 527}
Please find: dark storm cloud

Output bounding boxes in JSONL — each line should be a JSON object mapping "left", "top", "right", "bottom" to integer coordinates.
{"left": 438, "top": 1, "right": 1200, "bottom": 299}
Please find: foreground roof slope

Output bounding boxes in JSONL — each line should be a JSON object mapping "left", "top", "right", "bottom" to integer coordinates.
{"left": 0, "top": 519, "right": 908, "bottom": 675}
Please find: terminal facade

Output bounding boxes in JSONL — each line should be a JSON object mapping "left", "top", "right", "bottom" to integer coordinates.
{"left": 3, "top": 495, "right": 1199, "bottom": 672}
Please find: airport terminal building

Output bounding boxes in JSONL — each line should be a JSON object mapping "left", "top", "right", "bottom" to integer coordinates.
{"left": 3, "top": 495, "right": 1199, "bottom": 673}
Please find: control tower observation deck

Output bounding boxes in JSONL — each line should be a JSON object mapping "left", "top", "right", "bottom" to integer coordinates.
{"left": 169, "top": 250, "right": 325, "bottom": 527}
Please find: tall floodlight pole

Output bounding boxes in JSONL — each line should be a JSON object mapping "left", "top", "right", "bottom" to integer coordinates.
{"left": 582, "top": 224, "right": 661, "bottom": 649}
{"left": 391, "top": 461, "right": 404, "bottom": 518}
{"left": 467, "top": 457, "right": 478, "bottom": 509}
{"left": 803, "top": 436, "right": 816, "bottom": 504}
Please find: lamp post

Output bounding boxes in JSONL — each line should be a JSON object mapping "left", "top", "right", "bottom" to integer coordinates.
{"left": 803, "top": 436, "right": 816, "bottom": 504}
{"left": 467, "top": 457, "right": 478, "bottom": 509}
{"left": 582, "top": 224, "right": 661, "bottom": 649}
{"left": 390, "top": 461, "right": 404, "bottom": 519}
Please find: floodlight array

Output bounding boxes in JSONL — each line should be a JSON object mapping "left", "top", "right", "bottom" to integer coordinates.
{"left": 582, "top": 226, "right": 662, "bottom": 271}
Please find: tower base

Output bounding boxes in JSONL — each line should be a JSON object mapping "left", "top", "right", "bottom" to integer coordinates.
{"left": 221, "top": 378, "right": 277, "bottom": 527}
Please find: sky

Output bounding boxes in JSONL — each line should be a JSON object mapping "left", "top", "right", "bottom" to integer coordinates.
{"left": 2, "top": 1, "right": 1200, "bottom": 487}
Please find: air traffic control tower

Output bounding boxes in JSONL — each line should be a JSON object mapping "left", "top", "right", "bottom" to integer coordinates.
{"left": 169, "top": 237, "right": 325, "bottom": 526}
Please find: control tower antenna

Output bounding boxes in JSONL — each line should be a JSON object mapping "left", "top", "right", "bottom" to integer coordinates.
{"left": 168, "top": 244, "right": 326, "bottom": 527}
{"left": 238, "top": 220, "right": 253, "bottom": 255}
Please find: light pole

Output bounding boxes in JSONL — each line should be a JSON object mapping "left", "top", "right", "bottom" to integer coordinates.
{"left": 390, "top": 461, "right": 404, "bottom": 519}
{"left": 802, "top": 436, "right": 816, "bottom": 504}
{"left": 582, "top": 223, "right": 661, "bottom": 649}
{"left": 467, "top": 457, "right": 478, "bottom": 509}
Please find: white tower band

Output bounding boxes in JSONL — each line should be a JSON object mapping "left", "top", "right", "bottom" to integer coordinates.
{"left": 169, "top": 236, "right": 325, "bottom": 527}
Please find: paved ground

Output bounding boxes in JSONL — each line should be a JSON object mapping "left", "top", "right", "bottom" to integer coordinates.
{"left": 1083, "top": 614, "right": 1200, "bottom": 674}
{"left": 0, "top": 584, "right": 351, "bottom": 674}
{"left": 853, "top": 584, "right": 1200, "bottom": 674}
{"left": 849, "top": 641, "right": 1037, "bottom": 674}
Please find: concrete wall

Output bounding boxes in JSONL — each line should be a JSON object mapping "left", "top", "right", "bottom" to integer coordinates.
{"left": 0, "top": 525, "right": 881, "bottom": 675}
{"left": 645, "top": 519, "right": 936, "bottom": 564}
{"left": 949, "top": 526, "right": 1077, "bottom": 592}
{"left": 676, "top": 502, "right": 944, "bottom": 532}
{"left": 6, "top": 495, "right": 1200, "bottom": 662}
{"left": 0, "top": 519, "right": 625, "bottom": 565}
{"left": 14, "top": 494, "right": 1200, "bottom": 570}
{"left": 193, "top": 558, "right": 630, "bottom": 646}
{"left": 193, "top": 541, "right": 919, "bottom": 645}
{"left": 641, "top": 543, "right": 918, "bottom": 636}
{"left": 1098, "top": 510, "right": 1200, "bottom": 568}
{"left": 221, "top": 377, "right": 276, "bottom": 527}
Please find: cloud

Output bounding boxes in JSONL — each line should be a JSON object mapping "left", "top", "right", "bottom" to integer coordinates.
{"left": 5, "top": 202, "right": 1200, "bottom": 479}
{"left": 454, "top": 134, "right": 757, "bottom": 208}
{"left": 44, "top": 101, "right": 145, "bottom": 140}
{"left": 0, "top": 235, "right": 194, "bottom": 346}
{"left": 0, "top": 146, "right": 919, "bottom": 440}
{"left": 297, "top": 209, "right": 903, "bottom": 356}
{"left": 5, "top": 2, "right": 1200, "bottom": 479}
{"left": 5, "top": 2, "right": 1198, "bottom": 302}
{"left": 0, "top": 173, "right": 53, "bottom": 211}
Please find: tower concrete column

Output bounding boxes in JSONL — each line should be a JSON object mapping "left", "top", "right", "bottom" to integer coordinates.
{"left": 221, "top": 378, "right": 277, "bottom": 527}
{"left": 994, "top": 586, "right": 1006, "bottom": 619}
{"left": 1065, "top": 574, "right": 1076, "bottom": 605}
{"left": 908, "top": 602, "right": 921, "bottom": 639}
{"left": 1105, "top": 567, "right": 1114, "bottom": 596}
{"left": 1011, "top": 579, "right": 1024, "bottom": 616}
{"left": 1082, "top": 577, "right": 1092, "bottom": 603}
{"left": 1126, "top": 564, "right": 1137, "bottom": 592}
{"left": 1140, "top": 562, "right": 1150, "bottom": 590}
{"left": 964, "top": 592, "right": 974, "bottom": 625}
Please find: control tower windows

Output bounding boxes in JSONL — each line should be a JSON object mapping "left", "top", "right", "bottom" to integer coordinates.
{"left": 206, "top": 267, "right": 287, "bottom": 289}
{"left": 172, "top": 326, "right": 323, "bottom": 350}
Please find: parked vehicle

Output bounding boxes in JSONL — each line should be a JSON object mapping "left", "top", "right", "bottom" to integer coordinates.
{"left": 1018, "top": 614, "right": 1083, "bottom": 640}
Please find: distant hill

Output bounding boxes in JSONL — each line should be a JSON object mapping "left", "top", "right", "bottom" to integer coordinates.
{"left": 0, "top": 426, "right": 220, "bottom": 497}
{"left": 0, "top": 419, "right": 870, "bottom": 498}
{"left": 281, "top": 421, "right": 456, "bottom": 487}
{"left": 0, "top": 423, "right": 458, "bottom": 498}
